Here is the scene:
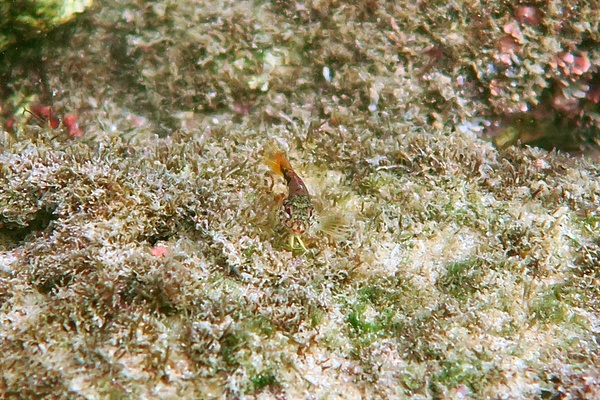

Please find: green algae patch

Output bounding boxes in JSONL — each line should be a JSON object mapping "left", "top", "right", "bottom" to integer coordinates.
{"left": 0, "top": 0, "right": 93, "bottom": 51}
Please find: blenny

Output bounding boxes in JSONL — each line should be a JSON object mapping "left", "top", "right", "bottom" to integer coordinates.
{"left": 264, "top": 146, "right": 315, "bottom": 251}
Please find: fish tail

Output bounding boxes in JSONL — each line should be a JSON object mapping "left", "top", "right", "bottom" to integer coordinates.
{"left": 264, "top": 145, "right": 293, "bottom": 177}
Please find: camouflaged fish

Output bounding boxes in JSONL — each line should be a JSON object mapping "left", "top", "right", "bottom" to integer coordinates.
{"left": 264, "top": 146, "right": 315, "bottom": 250}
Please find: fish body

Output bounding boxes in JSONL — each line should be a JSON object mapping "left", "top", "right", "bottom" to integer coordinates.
{"left": 265, "top": 147, "right": 315, "bottom": 250}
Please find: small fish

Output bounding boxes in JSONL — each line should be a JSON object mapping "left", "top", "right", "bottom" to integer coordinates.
{"left": 265, "top": 146, "right": 315, "bottom": 251}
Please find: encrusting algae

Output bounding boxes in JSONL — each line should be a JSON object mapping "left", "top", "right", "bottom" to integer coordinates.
{"left": 3, "top": 0, "right": 600, "bottom": 397}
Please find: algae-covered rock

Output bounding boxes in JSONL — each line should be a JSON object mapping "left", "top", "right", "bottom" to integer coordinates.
{"left": 1, "top": 0, "right": 600, "bottom": 398}
{"left": 0, "top": 0, "right": 92, "bottom": 51}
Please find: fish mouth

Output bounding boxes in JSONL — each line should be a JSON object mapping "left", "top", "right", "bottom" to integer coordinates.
{"left": 290, "top": 222, "right": 305, "bottom": 235}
